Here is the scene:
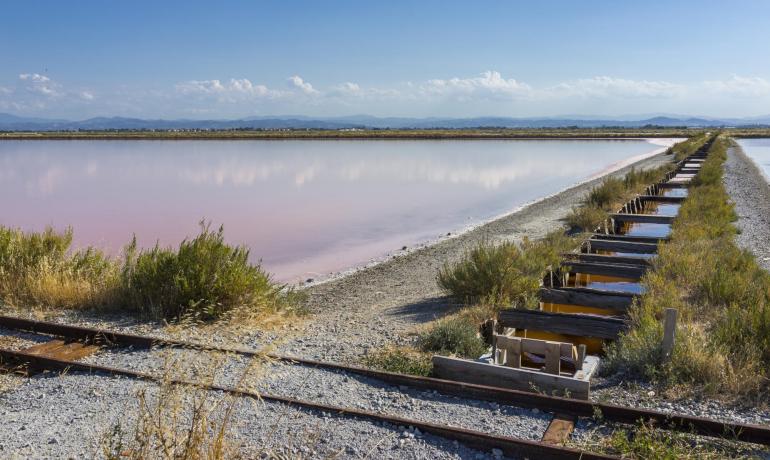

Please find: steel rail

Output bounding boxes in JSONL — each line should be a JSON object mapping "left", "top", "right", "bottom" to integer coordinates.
{"left": 0, "top": 347, "right": 614, "bottom": 460}
{"left": 2, "top": 315, "right": 770, "bottom": 445}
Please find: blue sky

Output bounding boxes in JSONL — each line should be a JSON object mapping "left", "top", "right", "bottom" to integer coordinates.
{"left": 2, "top": 0, "right": 770, "bottom": 119}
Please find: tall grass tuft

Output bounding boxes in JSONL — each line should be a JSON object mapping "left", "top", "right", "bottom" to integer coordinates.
{"left": 0, "top": 226, "right": 118, "bottom": 310}
{"left": 438, "top": 231, "right": 576, "bottom": 307}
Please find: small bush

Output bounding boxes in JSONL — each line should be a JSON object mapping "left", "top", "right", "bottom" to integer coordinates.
{"left": 417, "top": 317, "right": 487, "bottom": 358}
{"left": 363, "top": 347, "right": 433, "bottom": 376}
{"left": 120, "top": 223, "right": 291, "bottom": 321}
{"left": 565, "top": 206, "right": 608, "bottom": 233}
{"left": 438, "top": 232, "right": 576, "bottom": 306}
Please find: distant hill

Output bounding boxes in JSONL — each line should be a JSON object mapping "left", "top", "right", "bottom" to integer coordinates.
{"left": 1, "top": 113, "right": 769, "bottom": 131}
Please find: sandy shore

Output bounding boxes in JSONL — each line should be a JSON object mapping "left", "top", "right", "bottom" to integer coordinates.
{"left": 724, "top": 144, "right": 770, "bottom": 271}
{"left": 282, "top": 150, "right": 674, "bottom": 362}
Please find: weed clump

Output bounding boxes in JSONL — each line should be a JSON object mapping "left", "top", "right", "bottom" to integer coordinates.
{"left": 417, "top": 316, "right": 487, "bottom": 358}
{"left": 0, "top": 226, "right": 118, "bottom": 310}
{"left": 363, "top": 347, "right": 433, "bottom": 376}
{"left": 438, "top": 231, "right": 576, "bottom": 307}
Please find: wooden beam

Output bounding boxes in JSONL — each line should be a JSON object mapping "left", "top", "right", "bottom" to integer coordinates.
{"left": 638, "top": 195, "right": 685, "bottom": 204}
{"left": 539, "top": 287, "right": 635, "bottom": 312}
{"left": 431, "top": 355, "right": 590, "bottom": 399}
{"left": 542, "top": 414, "right": 577, "bottom": 445}
{"left": 591, "top": 234, "right": 669, "bottom": 244}
{"left": 584, "top": 239, "right": 658, "bottom": 254}
{"left": 657, "top": 182, "right": 688, "bottom": 189}
{"left": 498, "top": 309, "right": 628, "bottom": 340}
{"left": 562, "top": 253, "right": 652, "bottom": 266}
{"left": 609, "top": 213, "right": 674, "bottom": 225}
{"left": 560, "top": 261, "right": 646, "bottom": 280}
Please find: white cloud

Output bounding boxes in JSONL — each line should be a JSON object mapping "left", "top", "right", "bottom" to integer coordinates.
{"left": 19, "top": 72, "right": 58, "bottom": 96}
{"left": 702, "top": 75, "right": 770, "bottom": 97}
{"left": 19, "top": 73, "right": 50, "bottom": 83}
{"left": 422, "top": 71, "right": 532, "bottom": 98}
{"left": 175, "top": 78, "right": 280, "bottom": 100}
{"left": 548, "top": 76, "right": 683, "bottom": 99}
{"left": 80, "top": 91, "right": 94, "bottom": 101}
{"left": 288, "top": 75, "right": 318, "bottom": 95}
{"left": 0, "top": 86, "right": 11, "bottom": 95}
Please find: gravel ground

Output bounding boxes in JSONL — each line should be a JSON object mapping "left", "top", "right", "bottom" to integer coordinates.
{"left": 724, "top": 144, "right": 770, "bottom": 271}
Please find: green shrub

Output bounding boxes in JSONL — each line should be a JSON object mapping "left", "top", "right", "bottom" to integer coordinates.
{"left": 120, "top": 223, "right": 288, "bottom": 321}
{"left": 363, "top": 348, "right": 433, "bottom": 376}
{"left": 418, "top": 317, "right": 487, "bottom": 358}
{"left": 565, "top": 206, "right": 608, "bottom": 233}
{"left": 438, "top": 232, "right": 576, "bottom": 306}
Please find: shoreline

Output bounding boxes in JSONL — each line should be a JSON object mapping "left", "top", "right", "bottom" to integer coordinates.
{"left": 282, "top": 148, "right": 675, "bottom": 363}
{"left": 301, "top": 138, "right": 679, "bottom": 288}
{"left": 724, "top": 143, "right": 770, "bottom": 271}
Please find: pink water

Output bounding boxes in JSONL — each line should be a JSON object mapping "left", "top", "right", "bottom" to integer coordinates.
{"left": 0, "top": 138, "right": 679, "bottom": 283}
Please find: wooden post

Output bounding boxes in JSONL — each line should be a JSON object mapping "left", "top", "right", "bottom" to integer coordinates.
{"left": 508, "top": 337, "right": 522, "bottom": 368}
{"left": 662, "top": 308, "right": 677, "bottom": 361}
{"left": 576, "top": 344, "right": 586, "bottom": 371}
{"left": 545, "top": 341, "right": 561, "bottom": 375}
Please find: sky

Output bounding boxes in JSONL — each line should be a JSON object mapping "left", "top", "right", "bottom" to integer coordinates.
{"left": 2, "top": 0, "right": 770, "bottom": 120}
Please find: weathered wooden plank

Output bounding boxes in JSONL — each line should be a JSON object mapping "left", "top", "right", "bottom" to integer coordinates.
{"left": 560, "top": 261, "right": 646, "bottom": 280}
{"left": 584, "top": 239, "right": 658, "bottom": 254}
{"left": 657, "top": 182, "right": 688, "bottom": 189}
{"left": 609, "top": 213, "right": 674, "bottom": 225}
{"left": 545, "top": 342, "right": 561, "bottom": 375}
{"left": 21, "top": 340, "right": 66, "bottom": 356}
{"left": 498, "top": 309, "right": 628, "bottom": 340}
{"left": 591, "top": 234, "right": 669, "bottom": 244}
{"left": 20, "top": 340, "right": 100, "bottom": 361}
{"left": 431, "top": 355, "right": 590, "bottom": 399}
{"left": 542, "top": 414, "right": 577, "bottom": 445}
{"left": 562, "top": 253, "right": 652, "bottom": 266}
{"left": 638, "top": 195, "right": 685, "bottom": 204}
{"left": 539, "top": 287, "right": 635, "bottom": 311}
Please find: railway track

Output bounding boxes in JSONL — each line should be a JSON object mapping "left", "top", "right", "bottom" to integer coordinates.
{"left": 1, "top": 314, "right": 769, "bottom": 459}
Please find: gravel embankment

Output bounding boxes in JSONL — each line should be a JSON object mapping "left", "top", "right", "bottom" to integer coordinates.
{"left": 724, "top": 144, "right": 770, "bottom": 271}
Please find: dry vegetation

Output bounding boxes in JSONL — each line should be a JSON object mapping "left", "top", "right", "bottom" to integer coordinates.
{"left": 0, "top": 222, "right": 302, "bottom": 323}
{"left": 605, "top": 135, "right": 770, "bottom": 402}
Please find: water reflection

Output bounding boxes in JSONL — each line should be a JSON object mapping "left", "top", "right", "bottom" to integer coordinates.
{"left": 737, "top": 138, "right": 770, "bottom": 182}
{"left": 0, "top": 139, "right": 678, "bottom": 282}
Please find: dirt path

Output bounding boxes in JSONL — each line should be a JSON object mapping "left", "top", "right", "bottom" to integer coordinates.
{"left": 724, "top": 144, "right": 770, "bottom": 271}
{"left": 279, "top": 152, "right": 674, "bottom": 362}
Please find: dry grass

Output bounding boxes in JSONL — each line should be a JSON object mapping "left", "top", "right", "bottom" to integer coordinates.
{"left": 605, "top": 135, "right": 770, "bottom": 402}
{"left": 0, "top": 222, "right": 302, "bottom": 325}
{"left": 573, "top": 420, "right": 757, "bottom": 459}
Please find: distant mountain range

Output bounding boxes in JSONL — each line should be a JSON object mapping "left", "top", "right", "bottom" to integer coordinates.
{"left": 1, "top": 112, "right": 769, "bottom": 131}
